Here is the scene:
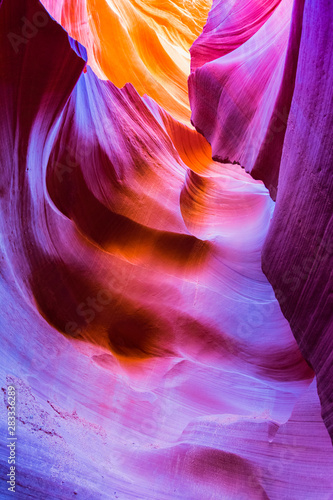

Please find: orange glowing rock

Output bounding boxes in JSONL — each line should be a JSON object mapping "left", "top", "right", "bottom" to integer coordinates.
{"left": 42, "top": 0, "right": 212, "bottom": 122}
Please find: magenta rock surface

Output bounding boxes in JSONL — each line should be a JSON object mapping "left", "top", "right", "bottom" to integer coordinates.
{"left": 190, "top": 0, "right": 282, "bottom": 72}
{"left": 261, "top": 0, "right": 333, "bottom": 441}
{"left": 189, "top": 0, "right": 333, "bottom": 444}
{"left": 0, "top": 0, "right": 332, "bottom": 498}
{"left": 189, "top": 0, "right": 293, "bottom": 180}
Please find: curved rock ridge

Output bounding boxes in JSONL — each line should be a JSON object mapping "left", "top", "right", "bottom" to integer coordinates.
{"left": 1, "top": 0, "right": 308, "bottom": 384}
{"left": 188, "top": 0, "right": 333, "bottom": 443}
{"left": 0, "top": 0, "right": 332, "bottom": 498}
{"left": 190, "top": 0, "right": 282, "bottom": 71}
{"left": 261, "top": 0, "right": 333, "bottom": 442}
{"left": 189, "top": 0, "right": 293, "bottom": 191}
{"left": 40, "top": 0, "right": 212, "bottom": 123}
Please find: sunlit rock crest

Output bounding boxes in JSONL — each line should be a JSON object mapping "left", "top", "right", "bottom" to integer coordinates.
{"left": 0, "top": 0, "right": 332, "bottom": 498}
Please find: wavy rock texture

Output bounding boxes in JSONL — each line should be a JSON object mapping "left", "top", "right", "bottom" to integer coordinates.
{"left": 189, "top": 0, "right": 293, "bottom": 190}
{"left": 41, "top": 0, "right": 212, "bottom": 123}
{"left": 189, "top": 0, "right": 333, "bottom": 444}
{"left": 261, "top": 0, "right": 333, "bottom": 441}
{"left": 190, "top": 0, "right": 283, "bottom": 71}
{"left": 0, "top": 0, "right": 332, "bottom": 498}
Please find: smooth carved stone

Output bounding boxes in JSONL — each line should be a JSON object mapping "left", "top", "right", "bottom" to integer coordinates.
{"left": 261, "top": 0, "right": 333, "bottom": 442}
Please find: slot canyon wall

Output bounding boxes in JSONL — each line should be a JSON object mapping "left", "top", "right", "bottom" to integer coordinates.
{"left": 0, "top": 0, "right": 332, "bottom": 498}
